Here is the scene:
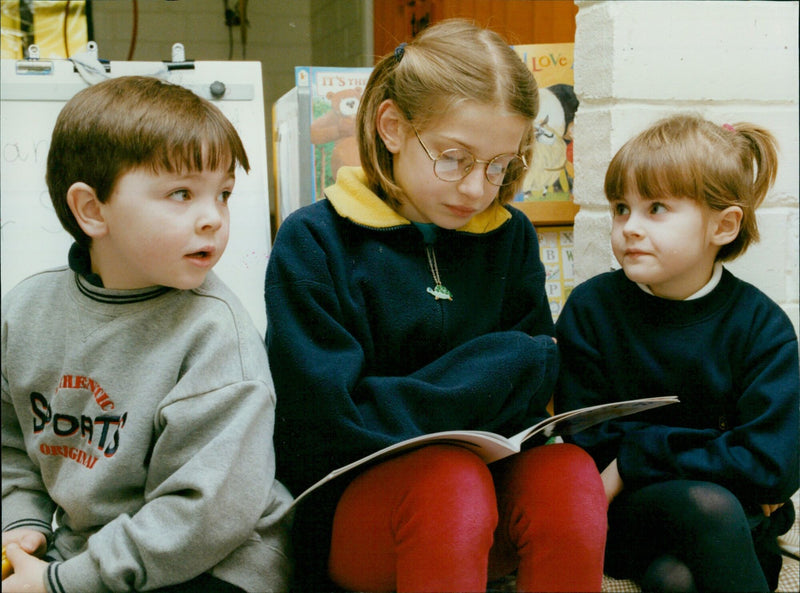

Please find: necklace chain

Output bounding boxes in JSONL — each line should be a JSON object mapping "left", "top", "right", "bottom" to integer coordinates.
{"left": 426, "top": 246, "right": 441, "bottom": 285}
{"left": 425, "top": 245, "right": 452, "bottom": 301}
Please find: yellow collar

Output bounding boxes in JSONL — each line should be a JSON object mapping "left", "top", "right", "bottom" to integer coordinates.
{"left": 325, "top": 167, "right": 511, "bottom": 233}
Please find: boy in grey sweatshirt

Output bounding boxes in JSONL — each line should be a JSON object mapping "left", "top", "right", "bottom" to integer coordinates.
{"left": 1, "top": 76, "right": 292, "bottom": 593}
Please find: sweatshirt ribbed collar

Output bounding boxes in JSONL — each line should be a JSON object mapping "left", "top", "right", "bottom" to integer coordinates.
{"left": 68, "top": 243, "right": 173, "bottom": 304}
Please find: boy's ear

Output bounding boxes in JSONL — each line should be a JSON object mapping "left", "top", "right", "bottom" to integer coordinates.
{"left": 376, "top": 99, "right": 408, "bottom": 154}
{"left": 66, "top": 182, "right": 108, "bottom": 239}
{"left": 711, "top": 205, "right": 743, "bottom": 246}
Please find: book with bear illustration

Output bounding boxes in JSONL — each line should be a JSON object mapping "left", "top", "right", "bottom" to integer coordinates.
{"left": 295, "top": 66, "right": 373, "bottom": 202}
{"left": 289, "top": 395, "right": 679, "bottom": 509}
{"left": 273, "top": 49, "right": 577, "bottom": 226}
{"left": 273, "top": 66, "right": 372, "bottom": 228}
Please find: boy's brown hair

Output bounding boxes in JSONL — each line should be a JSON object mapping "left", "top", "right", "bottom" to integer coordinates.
{"left": 604, "top": 113, "right": 779, "bottom": 261}
{"left": 357, "top": 19, "right": 539, "bottom": 208}
{"left": 46, "top": 75, "right": 250, "bottom": 248}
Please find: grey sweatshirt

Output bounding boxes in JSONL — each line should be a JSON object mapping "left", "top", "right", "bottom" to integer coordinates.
{"left": 2, "top": 265, "right": 292, "bottom": 592}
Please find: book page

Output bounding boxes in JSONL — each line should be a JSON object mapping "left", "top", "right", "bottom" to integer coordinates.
{"left": 291, "top": 430, "right": 519, "bottom": 508}
{"left": 291, "top": 396, "right": 679, "bottom": 508}
{"left": 512, "top": 396, "right": 679, "bottom": 448}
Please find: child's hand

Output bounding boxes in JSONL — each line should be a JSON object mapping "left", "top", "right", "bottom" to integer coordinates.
{"left": 761, "top": 502, "right": 785, "bottom": 517}
{"left": 600, "top": 458, "right": 624, "bottom": 505}
{"left": 1, "top": 544, "right": 47, "bottom": 592}
{"left": 1, "top": 529, "right": 46, "bottom": 557}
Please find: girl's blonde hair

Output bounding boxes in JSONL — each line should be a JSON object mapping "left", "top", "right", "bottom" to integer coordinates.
{"left": 357, "top": 19, "right": 539, "bottom": 208}
{"left": 604, "top": 113, "right": 778, "bottom": 261}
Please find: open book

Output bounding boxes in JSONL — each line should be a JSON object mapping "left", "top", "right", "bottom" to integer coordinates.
{"left": 290, "top": 395, "right": 679, "bottom": 508}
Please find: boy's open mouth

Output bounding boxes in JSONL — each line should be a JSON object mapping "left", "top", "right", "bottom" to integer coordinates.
{"left": 187, "top": 250, "right": 212, "bottom": 259}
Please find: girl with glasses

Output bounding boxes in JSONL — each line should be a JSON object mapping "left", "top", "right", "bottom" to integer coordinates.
{"left": 266, "top": 19, "right": 607, "bottom": 592}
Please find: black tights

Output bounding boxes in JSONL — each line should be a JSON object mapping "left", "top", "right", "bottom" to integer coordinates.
{"left": 605, "top": 480, "right": 771, "bottom": 593}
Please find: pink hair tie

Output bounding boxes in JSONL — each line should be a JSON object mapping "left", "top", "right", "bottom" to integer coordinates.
{"left": 722, "top": 123, "right": 735, "bottom": 132}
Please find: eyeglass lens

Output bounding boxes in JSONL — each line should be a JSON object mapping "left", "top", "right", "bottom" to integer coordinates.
{"left": 434, "top": 149, "right": 523, "bottom": 186}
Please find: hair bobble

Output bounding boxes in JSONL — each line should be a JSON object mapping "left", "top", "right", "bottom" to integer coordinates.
{"left": 722, "top": 123, "right": 736, "bottom": 132}
{"left": 394, "top": 42, "right": 407, "bottom": 63}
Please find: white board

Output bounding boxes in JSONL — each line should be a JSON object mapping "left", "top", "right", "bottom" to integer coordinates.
{"left": 1, "top": 56, "right": 271, "bottom": 334}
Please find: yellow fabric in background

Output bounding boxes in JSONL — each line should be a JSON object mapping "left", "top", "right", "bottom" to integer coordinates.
{"left": 0, "top": 0, "right": 24, "bottom": 58}
{"left": 1, "top": 1, "right": 87, "bottom": 59}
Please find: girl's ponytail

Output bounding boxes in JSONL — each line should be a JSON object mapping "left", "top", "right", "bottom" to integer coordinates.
{"left": 713, "top": 122, "right": 779, "bottom": 260}
{"left": 726, "top": 123, "right": 779, "bottom": 212}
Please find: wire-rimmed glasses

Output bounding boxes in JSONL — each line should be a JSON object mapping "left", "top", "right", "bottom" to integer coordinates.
{"left": 412, "top": 127, "right": 528, "bottom": 187}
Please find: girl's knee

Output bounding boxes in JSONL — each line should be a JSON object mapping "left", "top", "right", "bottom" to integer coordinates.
{"left": 411, "top": 444, "right": 494, "bottom": 488}
{"left": 507, "top": 443, "right": 603, "bottom": 495}
{"left": 330, "top": 445, "right": 498, "bottom": 590}
{"left": 628, "top": 481, "right": 749, "bottom": 538}
{"left": 392, "top": 446, "right": 498, "bottom": 561}
{"left": 684, "top": 481, "right": 745, "bottom": 524}
{"left": 642, "top": 555, "right": 697, "bottom": 593}
{"left": 498, "top": 444, "right": 607, "bottom": 537}
{"left": 536, "top": 441, "right": 597, "bottom": 468}
{"left": 338, "top": 444, "right": 497, "bottom": 526}
{"left": 399, "top": 445, "right": 497, "bottom": 520}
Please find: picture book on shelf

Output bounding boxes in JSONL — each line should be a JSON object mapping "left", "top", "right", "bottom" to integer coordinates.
{"left": 289, "top": 395, "right": 679, "bottom": 508}
{"left": 272, "top": 66, "right": 373, "bottom": 229}
{"left": 273, "top": 47, "right": 577, "bottom": 225}
{"left": 296, "top": 66, "right": 373, "bottom": 202}
{"left": 512, "top": 42, "right": 576, "bottom": 204}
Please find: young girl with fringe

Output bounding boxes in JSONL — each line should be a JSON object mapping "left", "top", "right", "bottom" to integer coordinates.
{"left": 266, "top": 19, "right": 608, "bottom": 593}
{"left": 556, "top": 113, "right": 799, "bottom": 592}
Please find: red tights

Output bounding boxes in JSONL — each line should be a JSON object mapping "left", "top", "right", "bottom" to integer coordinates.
{"left": 328, "top": 443, "right": 607, "bottom": 592}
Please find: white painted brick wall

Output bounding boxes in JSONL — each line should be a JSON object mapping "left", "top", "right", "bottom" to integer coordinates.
{"left": 573, "top": 0, "right": 799, "bottom": 332}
